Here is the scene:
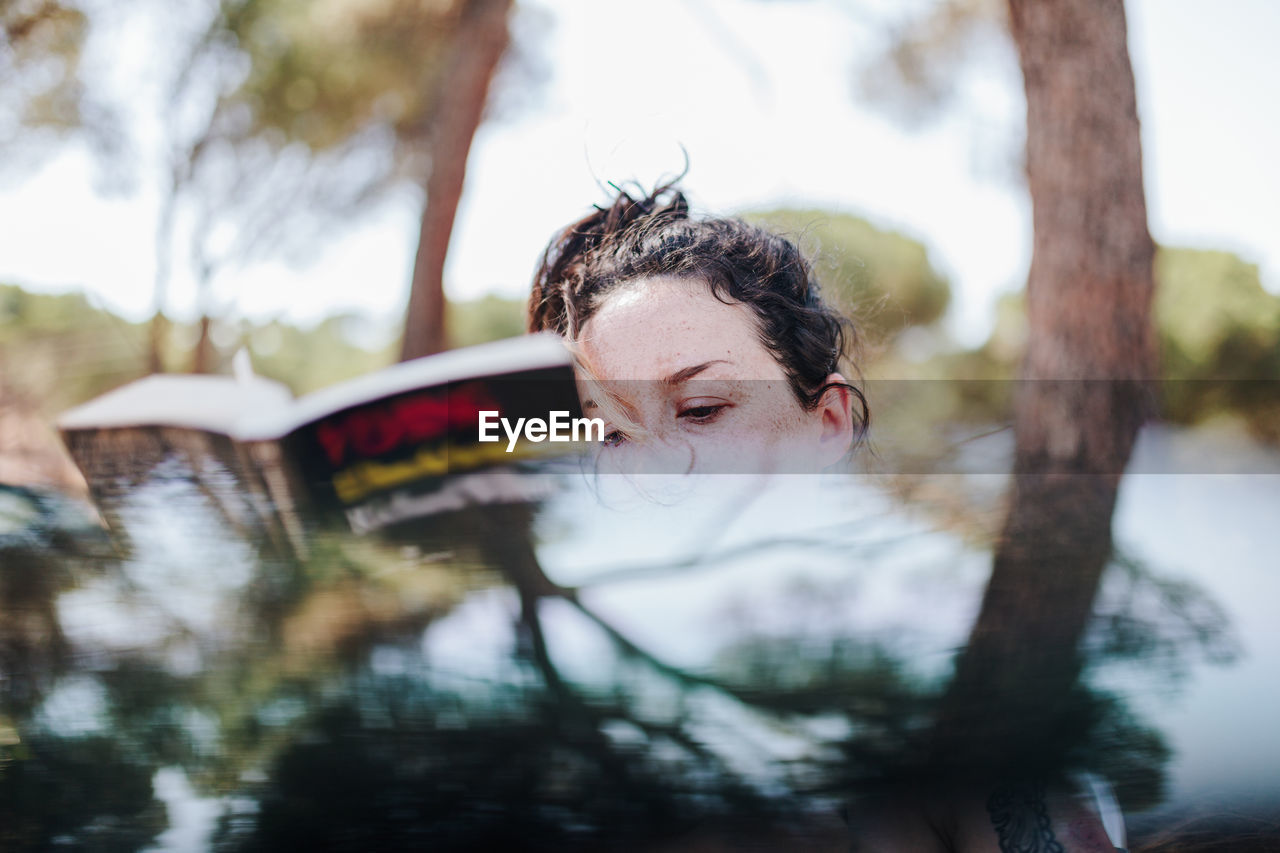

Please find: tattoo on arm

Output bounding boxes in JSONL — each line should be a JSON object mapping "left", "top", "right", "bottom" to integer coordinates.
{"left": 986, "top": 780, "right": 1067, "bottom": 853}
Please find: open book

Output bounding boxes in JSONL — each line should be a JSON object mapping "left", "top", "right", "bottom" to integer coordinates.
{"left": 59, "top": 333, "right": 584, "bottom": 552}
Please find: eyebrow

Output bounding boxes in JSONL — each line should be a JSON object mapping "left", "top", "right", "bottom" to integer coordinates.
{"left": 582, "top": 360, "right": 731, "bottom": 410}
{"left": 663, "top": 360, "right": 730, "bottom": 386}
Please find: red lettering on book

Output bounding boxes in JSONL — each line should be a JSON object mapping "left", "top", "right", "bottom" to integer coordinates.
{"left": 348, "top": 411, "right": 404, "bottom": 457}
{"left": 312, "top": 382, "right": 502, "bottom": 468}
{"left": 314, "top": 420, "right": 349, "bottom": 468}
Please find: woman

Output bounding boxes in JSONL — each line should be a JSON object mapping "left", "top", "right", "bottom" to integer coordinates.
{"left": 524, "top": 183, "right": 1128, "bottom": 853}
{"left": 527, "top": 183, "right": 867, "bottom": 475}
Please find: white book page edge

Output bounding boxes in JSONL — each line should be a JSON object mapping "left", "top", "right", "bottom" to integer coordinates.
{"left": 57, "top": 374, "right": 295, "bottom": 435}
{"left": 233, "top": 332, "right": 573, "bottom": 441}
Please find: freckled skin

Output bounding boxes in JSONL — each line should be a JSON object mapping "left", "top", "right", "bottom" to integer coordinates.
{"left": 575, "top": 277, "right": 853, "bottom": 474}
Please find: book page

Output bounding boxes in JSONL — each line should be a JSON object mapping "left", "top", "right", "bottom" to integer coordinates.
{"left": 234, "top": 333, "right": 573, "bottom": 442}
{"left": 58, "top": 374, "right": 294, "bottom": 436}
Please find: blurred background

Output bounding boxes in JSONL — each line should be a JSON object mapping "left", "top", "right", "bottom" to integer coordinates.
{"left": 2, "top": 0, "right": 1279, "bottom": 850}
{"left": 2, "top": 0, "right": 1277, "bottom": 454}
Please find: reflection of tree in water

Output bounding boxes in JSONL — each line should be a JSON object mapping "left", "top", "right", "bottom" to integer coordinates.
{"left": 0, "top": 729, "right": 165, "bottom": 851}
{"left": 0, "top": 485, "right": 165, "bottom": 849}
{"left": 214, "top": 505, "right": 811, "bottom": 850}
{"left": 214, "top": 680, "right": 786, "bottom": 851}
{"left": 0, "top": 475, "right": 1245, "bottom": 850}
{"left": 701, "top": 541, "right": 1234, "bottom": 815}
{"left": 212, "top": 499, "right": 1236, "bottom": 850}
{"left": 0, "top": 485, "right": 113, "bottom": 712}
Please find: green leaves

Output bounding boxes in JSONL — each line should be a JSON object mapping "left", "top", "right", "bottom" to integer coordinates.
{"left": 221, "top": 0, "right": 457, "bottom": 156}
{"left": 742, "top": 208, "right": 952, "bottom": 343}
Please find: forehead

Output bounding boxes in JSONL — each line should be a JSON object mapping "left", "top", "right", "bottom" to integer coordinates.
{"left": 577, "top": 276, "right": 785, "bottom": 381}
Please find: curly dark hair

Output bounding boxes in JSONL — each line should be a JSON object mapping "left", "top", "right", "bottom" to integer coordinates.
{"left": 527, "top": 183, "right": 868, "bottom": 434}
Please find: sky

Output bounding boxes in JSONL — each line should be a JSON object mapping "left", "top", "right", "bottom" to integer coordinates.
{"left": 0, "top": 0, "right": 1276, "bottom": 348}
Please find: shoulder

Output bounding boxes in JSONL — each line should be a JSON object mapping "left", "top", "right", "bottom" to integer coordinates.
{"left": 847, "top": 780, "right": 1124, "bottom": 853}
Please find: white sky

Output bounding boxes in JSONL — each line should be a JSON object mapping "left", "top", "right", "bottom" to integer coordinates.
{"left": 0, "top": 0, "right": 1276, "bottom": 348}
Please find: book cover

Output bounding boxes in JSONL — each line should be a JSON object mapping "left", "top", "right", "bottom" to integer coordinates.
{"left": 58, "top": 334, "right": 586, "bottom": 551}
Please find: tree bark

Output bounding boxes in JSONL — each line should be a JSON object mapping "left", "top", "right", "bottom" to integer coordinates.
{"left": 192, "top": 313, "right": 214, "bottom": 374}
{"left": 398, "top": 0, "right": 512, "bottom": 362}
{"left": 147, "top": 312, "right": 167, "bottom": 374}
{"left": 931, "top": 0, "right": 1156, "bottom": 774}
{"left": 148, "top": 172, "right": 179, "bottom": 374}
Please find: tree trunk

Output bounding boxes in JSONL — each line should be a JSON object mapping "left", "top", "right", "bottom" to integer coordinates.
{"left": 148, "top": 171, "right": 180, "bottom": 374}
{"left": 931, "top": 0, "right": 1156, "bottom": 774}
{"left": 147, "top": 312, "right": 168, "bottom": 374}
{"left": 192, "top": 313, "right": 214, "bottom": 374}
{"left": 399, "top": 0, "right": 512, "bottom": 362}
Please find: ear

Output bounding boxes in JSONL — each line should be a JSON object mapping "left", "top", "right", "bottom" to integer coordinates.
{"left": 814, "top": 374, "right": 856, "bottom": 468}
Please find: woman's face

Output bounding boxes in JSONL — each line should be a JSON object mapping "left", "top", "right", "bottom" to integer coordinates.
{"left": 574, "top": 276, "right": 855, "bottom": 474}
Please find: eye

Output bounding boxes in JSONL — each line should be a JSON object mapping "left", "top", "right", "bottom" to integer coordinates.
{"left": 602, "top": 429, "right": 627, "bottom": 448}
{"left": 677, "top": 402, "right": 729, "bottom": 424}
